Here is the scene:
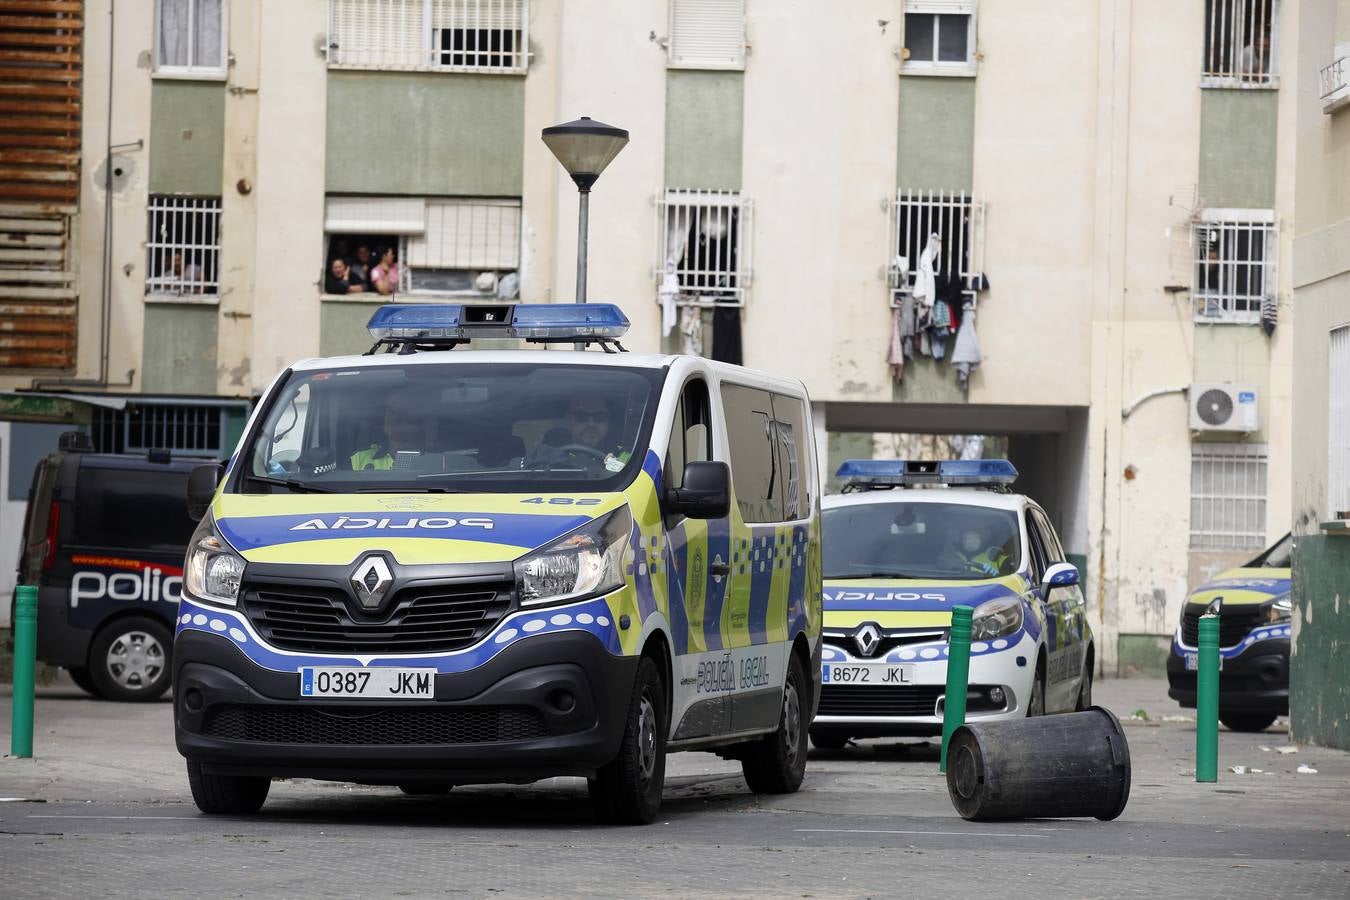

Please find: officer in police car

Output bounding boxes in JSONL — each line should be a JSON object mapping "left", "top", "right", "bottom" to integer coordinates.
{"left": 939, "top": 524, "right": 1012, "bottom": 577}
{"left": 350, "top": 392, "right": 435, "bottom": 471}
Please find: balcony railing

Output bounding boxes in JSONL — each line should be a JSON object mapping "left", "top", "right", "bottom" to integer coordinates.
{"left": 1321, "top": 46, "right": 1349, "bottom": 113}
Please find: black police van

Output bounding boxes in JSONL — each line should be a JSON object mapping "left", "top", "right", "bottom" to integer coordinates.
{"left": 15, "top": 433, "right": 199, "bottom": 700}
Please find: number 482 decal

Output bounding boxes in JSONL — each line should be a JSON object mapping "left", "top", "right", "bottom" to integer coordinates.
{"left": 520, "top": 497, "right": 603, "bottom": 506}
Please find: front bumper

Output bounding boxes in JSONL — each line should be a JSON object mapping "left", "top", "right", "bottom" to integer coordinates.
{"left": 1167, "top": 636, "right": 1289, "bottom": 715}
{"left": 173, "top": 628, "right": 636, "bottom": 785}
{"left": 811, "top": 632, "right": 1038, "bottom": 737}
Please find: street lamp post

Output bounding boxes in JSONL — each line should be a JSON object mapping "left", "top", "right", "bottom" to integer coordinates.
{"left": 542, "top": 117, "right": 629, "bottom": 304}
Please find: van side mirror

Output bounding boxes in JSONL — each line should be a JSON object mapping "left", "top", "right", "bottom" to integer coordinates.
{"left": 187, "top": 462, "right": 224, "bottom": 522}
{"left": 1042, "top": 561, "right": 1080, "bottom": 593}
{"left": 664, "top": 461, "right": 731, "bottom": 520}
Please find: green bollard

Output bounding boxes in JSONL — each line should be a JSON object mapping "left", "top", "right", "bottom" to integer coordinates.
{"left": 1195, "top": 613, "right": 1220, "bottom": 783}
{"left": 11, "top": 584, "right": 38, "bottom": 758}
{"left": 940, "top": 604, "right": 974, "bottom": 774}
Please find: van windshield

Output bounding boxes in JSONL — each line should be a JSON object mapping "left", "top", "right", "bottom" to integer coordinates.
{"left": 242, "top": 362, "right": 663, "bottom": 494}
{"left": 823, "top": 501, "right": 1021, "bottom": 580}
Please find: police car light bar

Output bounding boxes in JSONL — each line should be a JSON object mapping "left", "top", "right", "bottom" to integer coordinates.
{"left": 835, "top": 459, "right": 1019, "bottom": 487}
{"left": 366, "top": 303, "right": 630, "bottom": 345}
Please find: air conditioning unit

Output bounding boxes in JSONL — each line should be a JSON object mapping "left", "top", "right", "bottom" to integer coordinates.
{"left": 1190, "top": 384, "right": 1259, "bottom": 432}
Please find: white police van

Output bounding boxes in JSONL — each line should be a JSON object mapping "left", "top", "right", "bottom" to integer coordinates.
{"left": 812, "top": 460, "right": 1093, "bottom": 748}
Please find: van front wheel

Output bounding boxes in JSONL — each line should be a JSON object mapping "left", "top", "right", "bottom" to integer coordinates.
{"left": 186, "top": 760, "right": 270, "bottom": 815}
{"left": 89, "top": 616, "right": 172, "bottom": 702}
{"left": 741, "top": 652, "right": 809, "bottom": 794}
{"left": 588, "top": 656, "right": 666, "bottom": 825}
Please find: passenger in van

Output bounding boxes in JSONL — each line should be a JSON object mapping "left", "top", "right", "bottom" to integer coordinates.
{"left": 350, "top": 393, "right": 435, "bottom": 471}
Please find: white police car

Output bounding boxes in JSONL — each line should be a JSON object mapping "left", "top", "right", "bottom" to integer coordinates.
{"left": 811, "top": 460, "right": 1093, "bottom": 749}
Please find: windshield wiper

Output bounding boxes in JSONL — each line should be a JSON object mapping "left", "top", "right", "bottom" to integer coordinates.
{"left": 247, "top": 474, "right": 335, "bottom": 494}
{"left": 355, "top": 486, "right": 460, "bottom": 493}
{"left": 825, "top": 570, "right": 927, "bottom": 580}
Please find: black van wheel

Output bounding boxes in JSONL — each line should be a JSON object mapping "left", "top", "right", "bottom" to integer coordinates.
{"left": 741, "top": 652, "right": 809, "bottom": 794}
{"left": 186, "top": 759, "right": 270, "bottom": 814}
{"left": 588, "top": 655, "right": 666, "bottom": 825}
{"left": 88, "top": 616, "right": 172, "bottom": 702}
{"left": 67, "top": 667, "right": 101, "bottom": 697}
{"left": 1220, "top": 711, "right": 1279, "bottom": 732}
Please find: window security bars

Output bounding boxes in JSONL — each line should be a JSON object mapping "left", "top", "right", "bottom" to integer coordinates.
{"left": 90, "top": 402, "right": 240, "bottom": 457}
{"left": 145, "top": 196, "right": 221, "bottom": 299}
{"left": 1190, "top": 442, "right": 1268, "bottom": 550}
{"left": 328, "top": 0, "right": 528, "bottom": 73}
{"left": 1321, "top": 49, "right": 1349, "bottom": 111}
{"left": 1203, "top": 0, "right": 1277, "bottom": 86}
{"left": 656, "top": 190, "right": 753, "bottom": 307}
{"left": 1191, "top": 213, "right": 1275, "bottom": 324}
{"left": 1330, "top": 326, "right": 1350, "bottom": 519}
{"left": 890, "top": 189, "right": 984, "bottom": 307}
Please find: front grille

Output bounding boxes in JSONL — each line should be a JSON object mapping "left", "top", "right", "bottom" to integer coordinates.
{"left": 818, "top": 685, "right": 945, "bottom": 717}
{"left": 241, "top": 581, "right": 513, "bottom": 653}
{"left": 823, "top": 631, "right": 947, "bottom": 658}
{"left": 1181, "top": 607, "right": 1263, "bottom": 648}
{"left": 202, "top": 705, "right": 548, "bottom": 745}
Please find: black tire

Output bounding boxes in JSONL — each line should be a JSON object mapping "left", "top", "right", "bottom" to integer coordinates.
{"left": 588, "top": 655, "right": 666, "bottom": 825}
{"left": 186, "top": 759, "right": 270, "bottom": 815}
{"left": 398, "top": 784, "right": 453, "bottom": 795}
{"left": 1026, "top": 659, "right": 1047, "bottom": 717}
{"left": 809, "top": 729, "right": 850, "bottom": 751}
{"left": 88, "top": 616, "right": 173, "bottom": 702}
{"left": 742, "top": 652, "right": 809, "bottom": 794}
{"left": 1075, "top": 652, "right": 1094, "bottom": 711}
{"left": 1220, "top": 711, "right": 1279, "bottom": 733}
{"left": 67, "top": 666, "right": 101, "bottom": 697}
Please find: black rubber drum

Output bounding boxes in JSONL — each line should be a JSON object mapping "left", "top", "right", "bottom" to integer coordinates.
{"left": 945, "top": 707, "right": 1131, "bottom": 821}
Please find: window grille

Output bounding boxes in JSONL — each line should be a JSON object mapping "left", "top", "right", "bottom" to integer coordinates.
{"left": 1190, "top": 442, "right": 1267, "bottom": 549}
{"left": 155, "top": 0, "right": 227, "bottom": 74}
{"left": 656, "top": 190, "right": 752, "bottom": 307}
{"left": 328, "top": 0, "right": 528, "bottom": 73}
{"left": 89, "top": 401, "right": 245, "bottom": 457}
{"left": 1191, "top": 210, "right": 1275, "bottom": 324}
{"left": 1203, "top": 0, "right": 1277, "bottom": 86}
{"left": 902, "top": 1, "right": 976, "bottom": 71}
{"left": 668, "top": 0, "right": 745, "bottom": 70}
{"left": 889, "top": 189, "right": 984, "bottom": 307}
{"left": 145, "top": 196, "right": 222, "bottom": 299}
{"left": 1330, "top": 326, "right": 1350, "bottom": 518}
{"left": 1321, "top": 46, "right": 1349, "bottom": 111}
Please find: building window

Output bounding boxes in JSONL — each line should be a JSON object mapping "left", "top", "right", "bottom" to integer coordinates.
{"left": 155, "top": 0, "right": 227, "bottom": 75}
{"left": 890, "top": 189, "right": 984, "bottom": 306}
{"left": 1203, "top": 0, "right": 1278, "bottom": 87}
{"left": 1192, "top": 210, "right": 1276, "bottom": 324}
{"left": 1191, "top": 442, "right": 1268, "bottom": 549}
{"left": 145, "top": 196, "right": 221, "bottom": 300}
{"left": 327, "top": 0, "right": 528, "bottom": 73}
{"left": 89, "top": 401, "right": 246, "bottom": 457}
{"left": 657, "top": 189, "right": 752, "bottom": 307}
{"left": 668, "top": 0, "right": 745, "bottom": 70}
{"left": 1330, "top": 326, "right": 1350, "bottom": 519}
{"left": 323, "top": 196, "right": 521, "bottom": 299}
{"left": 902, "top": 1, "right": 976, "bottom": 73}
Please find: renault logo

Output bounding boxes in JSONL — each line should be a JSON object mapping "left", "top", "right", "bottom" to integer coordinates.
{"left": 853, "top": 623, "right": 883, "bottom": 658}
{"left": 351, "top": 555, "right": 393, "bottom": 609}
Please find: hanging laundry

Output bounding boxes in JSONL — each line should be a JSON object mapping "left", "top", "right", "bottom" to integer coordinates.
{"left": 658, "top": 260, "right": 680, "bottom": 338}
{"left": 951, "top": 298, "right": 983, "bottom": 391}
{"left": 913, "top": 234, "right": 940, "bottom": 312}
{"left": 711, "top": 298, "right": 742, "bottom": 365}
{"left": 888, "top": 307, "right": 906, "bottom": 381}
{"left": 679, "top": 304, "right": 703, "bottom": 356}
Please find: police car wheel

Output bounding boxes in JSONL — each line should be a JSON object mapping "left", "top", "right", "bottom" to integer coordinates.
{"left": 589, "top": 655, "right": 666, "bottom": 825}
{"left": 186, "top": 759, "right": 270, "bottom": 815}
{"left": 1026, "top": 663, "right": 1046, "bottom": 718}
{"left": 1219, "top": 712, "right": 1278, "bottom": 733}
{"left": 1075, "top": 655, "right": 1094, "bottom": 711}
{"left": 741, "top": 652, "right": 809, "bottom": 794}
{"left": 67, "top": 667, "right": 101, "bottom": 698}
{"left": 88, "top": 616, "right": 172, "bottom": 702}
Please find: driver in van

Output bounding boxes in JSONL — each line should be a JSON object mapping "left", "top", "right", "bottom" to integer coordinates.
{"left": 351, "top": 392, "right": 436, "bottom": 471}
{"left": 938, "top": 522, "right": 1012, "bottom": 577}
{"left": 527, "top": 396, "right": 630, "bottom": 474}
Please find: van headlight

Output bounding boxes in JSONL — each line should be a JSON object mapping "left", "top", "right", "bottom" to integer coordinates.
{"left": 185, "top": 516, "right": 246, "bottom": 608}
{"left": 1261, "top": 593, "right": 1292, "bottom": 624}
{"left": 969, "top": 596, "right": 1024, "bottom": 640}
{"left": 515, "top": 506, "right": 632, "bottom": 609}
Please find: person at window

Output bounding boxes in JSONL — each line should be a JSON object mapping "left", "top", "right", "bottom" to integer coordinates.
{"left": 939, "top": 524, "right": 1012, "bottom": 577}
{"left": 1239, "top": 27, "right": 1271, "bottom": 78}
{"left": 370, "top": 245, "right": 400, "bottom": 296}
{"left": 350, "top": 393, "right": 434, "bottom": 471}
{"left": 166, "top": 251, "right": 204, "bottom": 295}
{"left": 324, "top": 258, "right": 365, "bottom": 295}
{"left": 349, "top": 244, "right": 372, "bottom": 286}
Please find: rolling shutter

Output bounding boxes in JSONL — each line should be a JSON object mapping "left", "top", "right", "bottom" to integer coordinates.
{"left": 669, "top": 0, "right": 744, "bottom": 70}
{"left": 0, "top": 1, "right": 82, "bottom": 370}
{"left": 406, "top": 199, "right": 520, "bottom": 269}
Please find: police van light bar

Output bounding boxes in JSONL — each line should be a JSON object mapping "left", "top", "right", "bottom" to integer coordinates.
{"left": 835, "top": 459, "right": 1019, "bottom": 487}
{"left": 366, "top": 303, "right": 630, "bottom": 343}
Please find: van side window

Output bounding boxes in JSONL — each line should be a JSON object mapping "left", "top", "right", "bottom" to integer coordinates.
{"left": 1024, "top": 513, "right": 1048, "bottom": 583}
{"left": 74, "top": 467, "right": 196, "bottom": 552}
{"left": 1030, "top": 508, "right": 1065, "bottom": 565}
{"left": 771, "top": 393, "right": 810, "bottom": 520}
{"left": 665, "top": 378, "right": 712, "bottom": 490}
{"left": 720, "top": 383, "right": 779, "bottom": 523}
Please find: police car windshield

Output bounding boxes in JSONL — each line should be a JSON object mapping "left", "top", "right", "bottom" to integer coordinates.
{"left": 1247, "top": 532, "right": 1292, "bottom": 568}
{"left": 243, "top": 363, "right": 662, "bottom": 493}
{"left": 823, "top": 501, "right": 1021, "bottom": 581}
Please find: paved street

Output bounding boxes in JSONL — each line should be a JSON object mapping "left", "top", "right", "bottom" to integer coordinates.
{"left": 1, "top": 676, "right": 1347, "bottom": 898}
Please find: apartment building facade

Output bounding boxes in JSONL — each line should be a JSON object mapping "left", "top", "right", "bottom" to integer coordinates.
{"left": 0, "top": 0, "right": 1300, "bottom": 673}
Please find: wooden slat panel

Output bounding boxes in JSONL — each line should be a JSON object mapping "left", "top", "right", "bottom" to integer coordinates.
{"left": 0, "top": 314, "right": 74, "bottom": 332}
{"left": 0, "top": 166, "right": 77, "bottom": 181}
{"left": 0, "top": 284, "right": 75, "bottom": 299}
{"left": 0, "top": 351, "right": 69, "bottom": 367}
{"left": 0, "top": 64, "right": 78, "bottom": 82}
{"left": 0, "top": 149, "right": 79, "bottom": 166}
{"left": 0, "top": 115, "right": 80, "bottom": 132}
{"left": 0, "top": 300, "right": 75, "bottom": 317}
{"left": 0, "top": 1, "right": 84, "bottom": 12}
{"left": 0, "top": 182, "right": 76, "bottom": 201}
{"left": 0, "top": 99, "right": 79, "bottom": 114}
{"left": 0, "top": 214, "right": 63, "bottom": 230}
{"left": 0, "top": 266, "right": 73, "bottom": 282}
{"left": 0, "top": 334, "right": 73, "bottom": 350}
{"left": 0, "top": 232, "right": 62, "bottom": 247}
{"left": 0, "top": 246, "right": 61, "bottom": 262}
{"left": 0, "top": 82, "right": 79, "bottom": 97}
{"left": 0, "top": 14, "right": 82, "bottom": 29}
{"left": 0, "top": 133, "right": 79, "bottom": 149}
{"left": 0, "top": 48, "right": 81, "bottom": 63}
